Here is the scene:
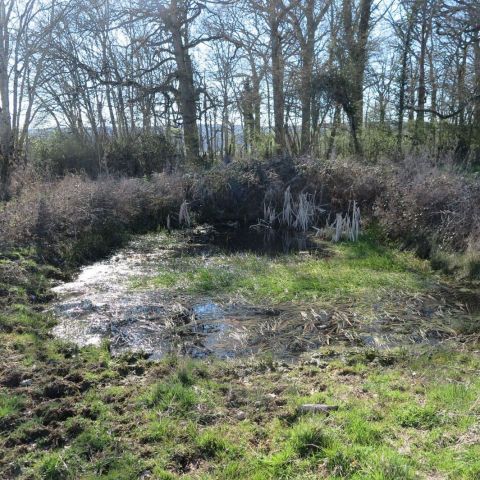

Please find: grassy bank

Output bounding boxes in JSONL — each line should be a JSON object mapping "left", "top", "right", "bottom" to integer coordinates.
{"left": 2, "top": 331, "right": 480, "bottom": 479}
{"left": 2, "top": 155, "right": 480, "bottom": 279}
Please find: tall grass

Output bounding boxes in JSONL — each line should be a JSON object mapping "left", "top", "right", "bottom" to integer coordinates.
{"left": 262, "top": 187, "right": 323, "bottom": 232}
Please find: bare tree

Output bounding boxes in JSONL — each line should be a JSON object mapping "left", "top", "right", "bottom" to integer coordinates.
{"left": 288, "top": 0, "right": 331, "bottom": 153}
{"left": 0, "top": 0, "right": 64, "bottom": 199}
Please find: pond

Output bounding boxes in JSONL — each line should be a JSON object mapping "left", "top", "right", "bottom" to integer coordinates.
{"left": 51, "top": 228, "right": 467, "bottom": 360}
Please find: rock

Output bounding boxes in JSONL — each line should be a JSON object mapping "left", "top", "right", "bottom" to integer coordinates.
{"left": 235, "top": 410, "right": 246, "bottom": 420}
{"left": 20, "top": 379, "right": 33, "bottom": 387}
{"left": 298, "top": 404, "right": 339, "bottom": 414}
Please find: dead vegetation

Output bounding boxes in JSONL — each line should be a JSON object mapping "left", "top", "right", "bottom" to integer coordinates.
{"left": 1, "top": 153, "right": 479, "bottom": 279}
{"left": 0, "top": 173, "right": 186, "bottom": 265}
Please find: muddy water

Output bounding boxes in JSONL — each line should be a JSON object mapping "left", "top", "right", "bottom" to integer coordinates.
{"left": 51, "top": 230, "right": 462, "bottom": 360}
{"left": 50, "top": 232, "right": 300, "bottom": 359}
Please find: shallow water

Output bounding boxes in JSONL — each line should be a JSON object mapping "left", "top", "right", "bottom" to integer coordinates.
{"left": 51, "top": 230, "right": 462, "bottom": 359}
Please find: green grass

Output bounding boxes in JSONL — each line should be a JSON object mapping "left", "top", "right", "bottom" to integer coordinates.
{"left": 37, "top": 452, "right": 69, "bottom": 480}
{"left": 0, "top": 392, "right": 25, "bottom": 418}
{"left": 397, "top": 404, "right": 441, "bottom": 429}
{"left": 431, "top": 249, "right": 480, "bottom": 280}
{"left": 140, "top": 365, "right": 201, "bottom": 415}
{"left": 287, "top": 419, "right": 331, "bottom": 457}
{"left": 3, "top": 345, "right": 480, "bottom": 479}
{"left": 135, "top": 237, "right": 430, "bottom": 304}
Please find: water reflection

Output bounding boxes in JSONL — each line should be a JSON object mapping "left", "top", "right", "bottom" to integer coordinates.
{"left": 205, "top": 227, "right": 323, "bottom": 255}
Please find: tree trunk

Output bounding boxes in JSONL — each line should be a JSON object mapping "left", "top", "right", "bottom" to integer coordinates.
{"left": 241, "top": 80, "right": 255, "bottom": 151}
{"left": 327, "top": 105, "right": 341, "bottom": 158}
{"left": 397, "top": 5, "right": 416, "bottom": 149}
{"left": 252, "top": 68, "right": 261, "bottom": 139}
{"left": 472, "top": 34, "right": 480, "bottom": 163}
{"left": 0, "top": 0, "right": 12, "bottom": 200}
{"left": 342, "top": 0, "right": 372, "bottom": 155}
{"left": 170, "top": 26, "right": 200, "bottom": 165}
{"left": 455, "top": 44, "right": 469, "bottom": 160}
{"left": 299, "top": 1, "right": 315, "bottom": 154}
{"left": 270, "top": 18, "right": 286, "bottom": 155}
{"left": 415, "top": 0, "right": 430, "bottom": 142}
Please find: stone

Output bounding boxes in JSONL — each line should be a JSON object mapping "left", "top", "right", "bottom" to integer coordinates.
{"left": 235, "top": 410, "right": 246, "bottom": 420}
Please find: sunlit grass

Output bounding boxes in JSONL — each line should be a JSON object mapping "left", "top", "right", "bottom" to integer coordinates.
{"left": 135, "top": 237, "right": 431, "bottom": 304}
{"left": 0, "top": 392, "right": 25, "bottom": 419}
{"left": 4, "top": 346, "right": 478, "bottom": 479}
{"left": 3, "top": 233, "right": 480, "bottom": 480}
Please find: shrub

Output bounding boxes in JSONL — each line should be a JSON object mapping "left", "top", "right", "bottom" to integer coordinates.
{"left": 0, "top": 173, "right": 186, "bottom": 265}
{"left": 297, "top": 157, "right": 385, "bottom": 216}
{"left": 104, "top": 133, "right": 179, "bottom": 176}
{"left": 31, "top": 132, "right": 100, "bottom": 177}
{"left": 374, "top": 153, "right": 480, "bottom": 255}
{"left": 192, "top": 157, "right": 289, "bottom": 224}
{"left": 2, "top": 151, "right": 479, "bottom": 274}
{"left": 30, "top": 131, "right": 179, "bottom": 178}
